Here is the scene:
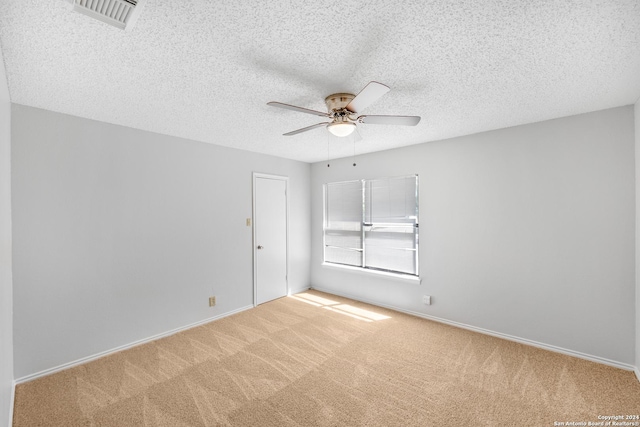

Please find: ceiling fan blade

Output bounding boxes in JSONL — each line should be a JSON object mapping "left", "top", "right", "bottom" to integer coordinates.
{"left": 283, "top": 122, "right": 329, "bottom": 136}
{"left": 267, "top": 101, "right": 329, "bottom": 117}
{"left": 358, "top": 115, "right": 421, "bottom": 126}
{"left": 345, "top": 81, "right": 390, "bottom": 113}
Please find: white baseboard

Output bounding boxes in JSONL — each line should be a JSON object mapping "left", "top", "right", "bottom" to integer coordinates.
{"left": 15, "top": 305, "right": 254, "bottom": 385}
{"left": 288, "top": 286, "right": 311, "bottom": 296}
{"left": 311, "top": 286, "right": 636, "bottom": 373}
{"left": 8, "top": 380, "right": 15, "bottom": 427}
{"left": 635, "top": 367, "right": 640, "bottom": 383}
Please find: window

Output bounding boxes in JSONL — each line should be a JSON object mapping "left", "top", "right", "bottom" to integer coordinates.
{"left": 323, "top": 175, "right": 419, "bottom": 276}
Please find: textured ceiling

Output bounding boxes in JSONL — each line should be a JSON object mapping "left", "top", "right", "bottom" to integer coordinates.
{"left": 1, "top": 1, "right": 639, "bottom": 163}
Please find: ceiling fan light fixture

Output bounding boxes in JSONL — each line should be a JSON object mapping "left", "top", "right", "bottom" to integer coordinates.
{"left": 327, "top": 122, "right": 356, "bottom": 137}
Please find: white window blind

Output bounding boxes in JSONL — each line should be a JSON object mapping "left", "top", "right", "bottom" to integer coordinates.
{"left": 323, "top": 175, "right": 419, "bottom": 276}
{"left": 324, "top": 180, "right": 362, "bottom": 267}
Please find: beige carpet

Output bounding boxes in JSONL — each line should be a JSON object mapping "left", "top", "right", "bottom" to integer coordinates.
{"left": 13, "top": 290, "right": 640, "bottom": 426}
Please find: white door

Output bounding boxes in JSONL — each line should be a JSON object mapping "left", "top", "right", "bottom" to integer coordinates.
{"left": 254, "top": 174, "right": 288, "bottom": 305}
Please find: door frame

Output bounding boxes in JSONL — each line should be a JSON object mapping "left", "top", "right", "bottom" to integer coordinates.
{"left": 252, "top": 172, "right": 289, "bottom": 307}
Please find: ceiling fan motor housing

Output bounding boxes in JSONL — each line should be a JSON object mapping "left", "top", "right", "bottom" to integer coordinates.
{"left": 325, "top": 93, "right": 355, "bottom": 112}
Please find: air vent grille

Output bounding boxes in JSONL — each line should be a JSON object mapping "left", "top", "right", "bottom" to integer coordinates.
{"left": 73, "top": 0, "right": 139, "bottom": 29}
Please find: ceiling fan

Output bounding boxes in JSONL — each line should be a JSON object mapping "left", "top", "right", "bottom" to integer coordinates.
{"left": 267, "top": 81, "right": 421, "bottom": 138}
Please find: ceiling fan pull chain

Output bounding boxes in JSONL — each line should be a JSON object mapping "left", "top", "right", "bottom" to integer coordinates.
{"left": 327, "top": 132, "right": 330, "bottom": 167}
{"left": 352, "top": 133, "right": 356, "bottom": 167}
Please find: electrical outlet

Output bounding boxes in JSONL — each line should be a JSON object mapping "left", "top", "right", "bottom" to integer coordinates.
{"left": 246, "top": 218, "right": 251, "bottom": 226}
{"left": 209, "top": 296, "right": 216, "bottom": 307}
{"left": 423, "top": 295, "right": 431, "bottom": 305}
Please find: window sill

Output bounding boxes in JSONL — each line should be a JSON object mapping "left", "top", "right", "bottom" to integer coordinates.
{"left": 321, "top": 262, "right": 421, "bottom": 284}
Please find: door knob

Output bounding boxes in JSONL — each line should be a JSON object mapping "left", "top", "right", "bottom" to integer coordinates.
{"left": 257, "top": 245, "right": 264, "bottom": 250}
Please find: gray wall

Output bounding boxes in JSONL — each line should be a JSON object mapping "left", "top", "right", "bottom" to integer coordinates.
{"left": 8, "top": 100, "right": 640, "bottom": 380}
{"left": 311, "top": 106, "right": 636, "bottom": 366}
{"left": 11, "top": 105, "right": 310, "bottom": 379}
{"left": 0, "top": 45, "right": 14, "bottom": 426}
{"left": 636, "top": 99, "right": 640, "bottom": 376}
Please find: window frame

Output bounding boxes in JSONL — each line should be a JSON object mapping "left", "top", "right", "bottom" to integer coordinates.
{"left": 322, "top": 174, "right": 419, "bottom": 281}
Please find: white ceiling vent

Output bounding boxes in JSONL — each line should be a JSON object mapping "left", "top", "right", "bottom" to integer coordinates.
{"left": 71, "top": 0, "right": 147, "bottom": 30}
